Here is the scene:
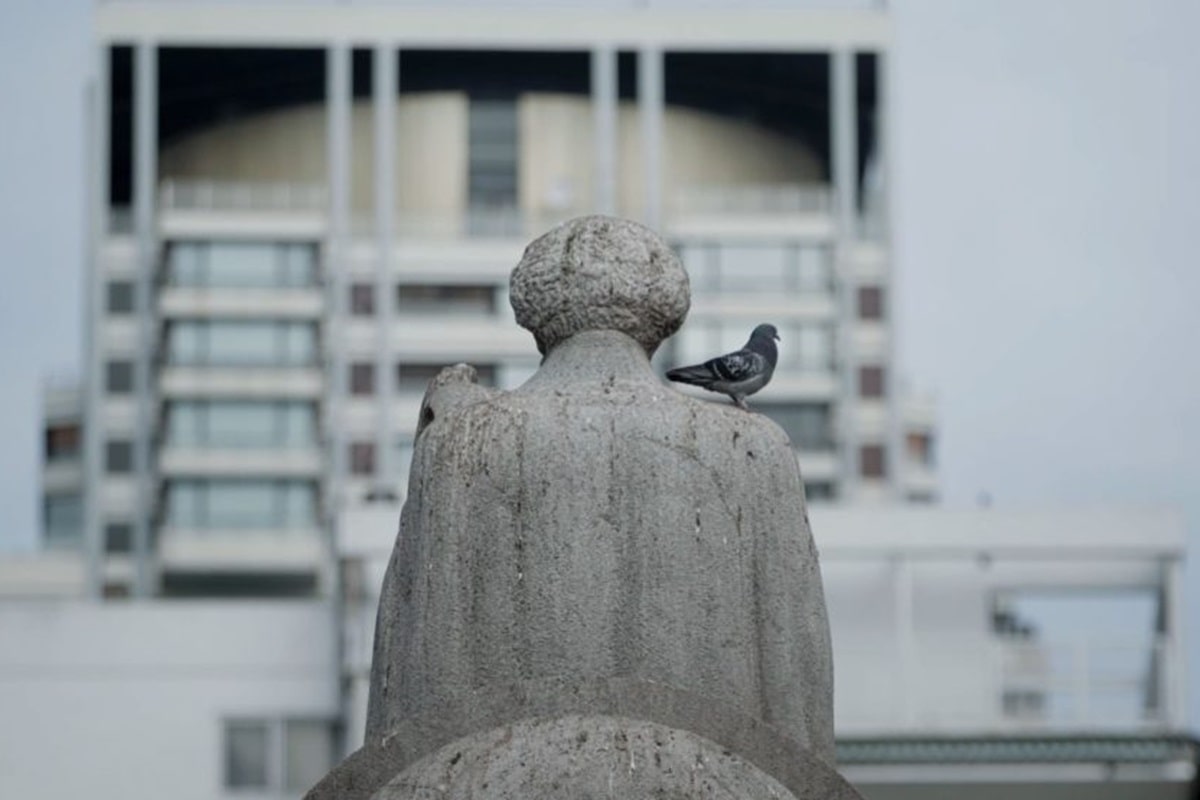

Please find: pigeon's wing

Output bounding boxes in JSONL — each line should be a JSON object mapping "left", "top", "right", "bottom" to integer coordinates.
{"left": 708, "top": 348, "right": 767, "bottom": 384}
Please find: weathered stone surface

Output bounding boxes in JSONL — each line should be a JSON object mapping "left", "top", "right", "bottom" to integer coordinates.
{"left": 370, "top": 714, "right": 859, "bottom": 800}
{"left": 310, "top": 677, "right": 857, "bottom": 800}
{"left": 509, "top": 215, "right": 689, "bottom": 355}
{"left": 366, "top": 328, "right": 834, "bottom": 762}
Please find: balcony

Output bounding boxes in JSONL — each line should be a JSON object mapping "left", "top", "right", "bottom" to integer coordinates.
{"left": 157, "top": 527, "right": 325, "bottom": 574}
{"left": 668, "top": 183, "right": 836, "bottom": 238}
{"left": 158, "top": 446, "right": 323, "bottom": 478}
{"left": 158, "top": 286, "right": 324, "bottom": 319}
{"left": 158, "top": 179, "right": 327, "bottom": 239}
{"left": 159, "top": 365, "right": 324, "bottom": 399}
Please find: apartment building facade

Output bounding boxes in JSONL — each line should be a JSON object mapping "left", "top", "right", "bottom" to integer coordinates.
{"left": 43, "top": 0, "right": 939, "bottom": 598}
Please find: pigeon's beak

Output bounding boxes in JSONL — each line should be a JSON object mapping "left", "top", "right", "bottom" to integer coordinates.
{"left": 774, "top": 333, "right": 781, "bottom": 341}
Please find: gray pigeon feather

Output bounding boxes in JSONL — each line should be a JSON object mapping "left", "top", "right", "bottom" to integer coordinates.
{"left": 666, "top": 323, "right": 780, "bottom": 410}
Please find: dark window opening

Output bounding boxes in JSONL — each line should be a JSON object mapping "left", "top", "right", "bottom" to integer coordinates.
{"left": 106, "top": 360, "right": 134, "bottom": 394}
{"left": 860, "top": 444, "right": 886, "bottom": 479}
{"left": 858, "top": 365, "right": 885, "bottom": 399}
{"left": 396, "top": 284, "right": 495, "bottom": 315}
{"left": 350, "top": 363, "right": 375, "bottom": 396}
{"left": 45, "top": 424, "right": 82, "bottom": 461}
{"left": 857, "top": 285, "right": 883, "bottom": 320}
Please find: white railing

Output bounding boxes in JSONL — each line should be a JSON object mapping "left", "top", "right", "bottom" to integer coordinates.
{"left": 672, "top": 183, "right": 834, "bottom": 217}
{"left": 996, "top": 636, "right": 1177, "bottom": 730}
{"left": 159, "top": 179, "right": 327, "bottom": 213}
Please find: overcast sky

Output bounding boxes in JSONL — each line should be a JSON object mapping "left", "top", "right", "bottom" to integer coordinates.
{"left": 0, "top": 0, "right": 1197, "bottom": 728}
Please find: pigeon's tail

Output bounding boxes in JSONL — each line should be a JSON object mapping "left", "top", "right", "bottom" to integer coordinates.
{"left": 666, "top": 364, "right": 716, "bottom": 388}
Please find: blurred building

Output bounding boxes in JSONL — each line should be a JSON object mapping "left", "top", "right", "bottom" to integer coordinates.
{"left": 4, "top": 2, "right": 1192, "bottom": 800}
{"left": 43, "top": 0, "right": 939, "bottom": 600}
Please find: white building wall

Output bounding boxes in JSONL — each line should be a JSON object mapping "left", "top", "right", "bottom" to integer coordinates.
{"left": 0, "top": 601, "right": 338, "bottom": 800}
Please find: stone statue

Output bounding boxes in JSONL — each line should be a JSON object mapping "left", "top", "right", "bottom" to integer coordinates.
{"left": 308, "top": 216, "right": 862, "bottom": 799}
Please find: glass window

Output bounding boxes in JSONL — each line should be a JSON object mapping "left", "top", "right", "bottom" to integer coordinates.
{"left": 796, "top": 245, "right": 832, "bottom": 292}
{"left": 906, "top": 432, "right": 934, "bottom": 466}
{"left": 224, "top": 720, "right": 269, "bottom": 790}
{"left": 788, "top": 324, "right": 834, "bottom": 372}
{"left": 106, "top": 440, "right": 133, "bottom": 473}
{"left": 718, "top": 244, "right": 789, "bottom": 292}
{"left": 45, "top": 424, "right": 81, "bottom": 461}
{"left": 759, "top": 403, "right": 833, "bottom": 450}
{"left": 350, "top": 363, "right": 375, "bottom": 396}
{"left": 104, "top": 522, "right": 133, "bottom": 554}
{"left": 165, "top": 480, "right": 317, "bottom": 530}
{"left": 284, "top": 721, "right": 334, "bottom": 793}
{"left": 349, "top": 442, "right": 375, "bottom": 475}
{"left": 858, "top": 285, "right": 883, "bottom": 320}
{"left": 165, "top": 321, "right": 317, "bottom": 367}
{"left": 468, "top": 98, "right": 518, "bottom": 213}
{"left": 805, "top": 482, "right": 836, "bottom": 502}
{"left": 107, "top": 281, "right": 135, "bottom": 314}
{"left": 859, "top": 365, "right": 885, "bottom": 399}
{"left": 860, "top": 444, "right": 887, "bottom": 478}
{"left": 106, "top": 360, "right": 133, "bottom": 394}
{"left": 166, "top": 242, "right": 317, "bottom": 288}
{"left": 44, "top": 494, "right": 83, "bottom": 549}
{"left": 396, "top": 284, "right": 495, "bottom": 315}
{"left": 350, "top": 283, "right": 374, "bottom": 315}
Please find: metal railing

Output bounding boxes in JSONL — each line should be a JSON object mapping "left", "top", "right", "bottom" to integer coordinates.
{"left": 672, "top": 183, "right": 834, "bottom": 217}
{"left": 159, "top": 179, "right": 327, "bottom": 213}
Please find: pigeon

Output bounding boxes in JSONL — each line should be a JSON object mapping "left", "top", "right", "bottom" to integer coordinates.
{"left": 666, "top": 323, "right": 780, "bottom": 410}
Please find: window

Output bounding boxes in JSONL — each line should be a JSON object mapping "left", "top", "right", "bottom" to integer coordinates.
{"left": 166, "top": 401, "right": 316, "bottom": 449}
{"left": 223, "top": 719, "right": 335, "bottom": 794}
{"left": 166, "top": 242, "right": 317, "bottom": 288}
{"left": 165, "top": 480, "right": 317, "bottom": 530}
{"left": 349, "top": 442, "right": 375, "bottom": 476}
{"left": 677, "top": 241, "right": 832, "bottom": 295}
{"left": 860, "top": 444, "right": 887, "bottom": 479}
{"left": 396, "top": 284, "right": 495, "bottom": 315}
{"left": 805, "top": 482, "right": 836, "bottom": 502}
{"left": 104, "top": 522, "right": 133, "bottom": 554}
{"left": 107, "top": 281, "right": 134, "bottom": 314}
{"left": 106, "top": 440, "right": 133, "bottom": 473}
{"left": 858, "top": 286, "right": 883, "bottom": 320}
{"left": 859, "top": 365, "right": 885, "bottom": 399}
{"left": 758, "top": 403, "right": 833, "bottom": 450}
{"left": 224, "top": 720, "right": 269, "bottom": 789}
{"left": 106, "top": 360, "right": 133, "bottom": 394}
{"left": 43, "top": 494, "right": 83, "bottom": 549}
{"left": 906, "top": 432, "right": 934, "bottom": 466}
{"left": 350, "top": 362, "right": 375, "bottom": 396}
{"left": 45, "top": 423, "right": 81, "bottom": 461}
{"left": 468, "top": 98, "right": 518, "bottom": 218}
{"left": 165, "top": 321, "right": 317, "bottom": 367}
{"left": 350, "top": 282, "right": 374, "bottom": 316}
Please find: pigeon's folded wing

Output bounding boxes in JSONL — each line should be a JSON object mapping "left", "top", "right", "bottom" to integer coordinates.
{"left": 710, "top": 349, "right": 766, "bottom": 383}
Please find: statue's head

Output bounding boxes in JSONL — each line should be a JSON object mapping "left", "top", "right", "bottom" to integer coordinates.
{"left": 510, "top": 215, "right": 690, "bottom": 356}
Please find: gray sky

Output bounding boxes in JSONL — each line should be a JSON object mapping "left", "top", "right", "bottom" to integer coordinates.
{"left": 0, "top": 0, "right": 1197, "bottom": 728}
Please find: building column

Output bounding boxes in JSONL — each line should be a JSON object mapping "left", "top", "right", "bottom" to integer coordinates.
{"left": 591, "top": 46, "right": 618, "bottom": 215}
{"left": 374, "top": 44, "right": 397, "bottom": 487}
{"left": 84, "top": 45, "right": 110, "bottom": 599}
{"left": 830, "top": 48, "right": 859, "bottom": 500}
{"left": 132, "top": 40, "right": 158, "bottom": 598}
{"left": 326, "top": 44, "right": 351, "bottom": 507}
{"left": 637, "top": 46, "right": 663, "bottom": 230}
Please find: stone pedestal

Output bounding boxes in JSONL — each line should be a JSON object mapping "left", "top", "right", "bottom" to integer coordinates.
{"left": 307, "top": 216, "right": 863, "bottom": 800}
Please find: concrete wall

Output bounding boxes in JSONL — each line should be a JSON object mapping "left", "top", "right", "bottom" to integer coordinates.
{"left": 0, "top": 601, "right": 338, "bottom": 800}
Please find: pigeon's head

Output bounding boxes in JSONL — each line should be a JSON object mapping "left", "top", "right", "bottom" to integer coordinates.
{"left": 752, "top": 323, "right": 780, "bottom": 342}
{"left": 510, "top": 216, "right": 690, "bottom": 356}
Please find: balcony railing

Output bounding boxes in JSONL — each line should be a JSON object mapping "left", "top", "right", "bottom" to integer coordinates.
{"left": 159, "top": 179, "right": 326, "bottom": 213}
{"left": 672, "top": 183, "right": 834, "bottom": 217}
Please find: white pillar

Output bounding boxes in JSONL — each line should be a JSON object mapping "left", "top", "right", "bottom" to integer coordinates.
{"left": 132, "top": 40, "right": 157, "bottom": 597}
{"left": 84, "top": 46, "right": 109, "bottom": 599}
{"left": 591, "top": 46, "right": 618, "bottom": 215}
{"left": 326, "top": 43, "right": 350, "bottom": 515}
{"left": 637, "top": 46, "right": 663, "bottom": 230}
{"left": 831, "top": 48, "right": 857, "bottom": 233}
{"left": 831, "top": 49, "right": 859, "bottom": 500}
{"left": 374, "top": 44, "right": 397, "bottom": 488}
